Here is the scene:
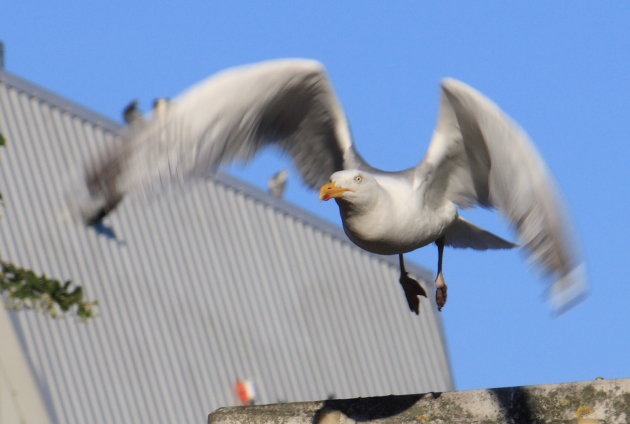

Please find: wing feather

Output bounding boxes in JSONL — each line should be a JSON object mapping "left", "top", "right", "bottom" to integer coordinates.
{"left": 76, "top": 59, "right": 369, "bottom": 222}
{"left": 418, "top": 79, "right": 586, "bottom": 310}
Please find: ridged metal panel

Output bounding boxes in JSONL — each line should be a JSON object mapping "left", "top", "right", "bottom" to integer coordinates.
{"left": 0, "top": 70, "right": 453, "bottom": 424}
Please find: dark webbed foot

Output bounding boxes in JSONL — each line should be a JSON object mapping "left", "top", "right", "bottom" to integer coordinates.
{"left": 435, "top": 272, "right": 448, "bottom": 311}
{"left": 434, "top": 237, "right": 448, "bottom": 311}
{"left": 399, "top": 271, "right": 428, "bottom": 315}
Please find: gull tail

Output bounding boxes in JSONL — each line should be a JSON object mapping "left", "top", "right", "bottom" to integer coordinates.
{"left": 444, "top": 217, "right": 516, "bottom": 250}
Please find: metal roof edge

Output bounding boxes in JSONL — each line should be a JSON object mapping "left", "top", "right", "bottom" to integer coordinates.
{"left": 212, "top": 172, "right": 433, "bottom": 280}
{"left": 0, "top": 308, "right": 53, "bottom": 424}
{"left": 213, "top": 171, "right": 348, "bottom": 240}
{"left": 0, "top": 69, "right": 432, "bottom": 280}
{"left": 0, "top": 69, "right": 121, "bottom": 130}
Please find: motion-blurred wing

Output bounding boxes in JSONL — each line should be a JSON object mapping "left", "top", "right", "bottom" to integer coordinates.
{"left": 75, "top": 59, "right": 370, "bottom": 223}
{"left": 418, "top": 78, "right": 585, "bottom": 311}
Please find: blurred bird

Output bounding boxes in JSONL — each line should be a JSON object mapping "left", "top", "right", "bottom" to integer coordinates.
{"left": 268, "top": 169, "right": 288, "bottom": 198}
{"left": 122, "top": 99, "right": 144, "bottom": 127}
{"left": 152, "top": 97, "right": 170, "bottom": 119}
{"left": 70, "top": 59, "right": 586, "bottom": 314}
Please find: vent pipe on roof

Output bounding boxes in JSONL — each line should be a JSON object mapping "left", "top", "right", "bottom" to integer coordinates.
{"left": 0, "top": 41, "right": 4, "bottom": 69}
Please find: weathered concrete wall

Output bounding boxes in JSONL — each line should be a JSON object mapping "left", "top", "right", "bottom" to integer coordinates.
{"left": 208, "top": 378, "right": 630, "bottom": 423}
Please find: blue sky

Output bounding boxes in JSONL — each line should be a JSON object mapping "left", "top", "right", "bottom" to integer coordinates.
{"left": 2, "top": 2, "right": 629, "bottom": 392}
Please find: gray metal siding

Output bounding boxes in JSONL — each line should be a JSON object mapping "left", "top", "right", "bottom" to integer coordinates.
{"left": 0, "top": 70, "right": 452, "bottom": 424}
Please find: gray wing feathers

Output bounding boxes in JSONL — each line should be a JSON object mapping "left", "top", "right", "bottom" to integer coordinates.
{"left": 420, "top": 78, "right": 585, "bottom": 310}
{"left": 77, "top": 59, "right": 367, "bottom": 222}
{"left": 444, "top": 217, "right": 516, "bottom": 250}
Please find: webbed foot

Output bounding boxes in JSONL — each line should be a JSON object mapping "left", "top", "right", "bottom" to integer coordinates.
{"left": 435, "top": 272, "right": 448, "bottom": 311}
{"left": 399, "top": 272, "right": 428, "bottom": 315}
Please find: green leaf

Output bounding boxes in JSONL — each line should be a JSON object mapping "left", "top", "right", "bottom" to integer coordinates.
{"left": 0, "top": 137, "right": 97, "bottom": 321}
{"left": 0, "top": 260, "right": 97, "bottom": 321}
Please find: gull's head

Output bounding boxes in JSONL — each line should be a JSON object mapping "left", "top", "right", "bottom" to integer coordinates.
{"left": 319, "top": 170, "right": 376, "bottom": 204}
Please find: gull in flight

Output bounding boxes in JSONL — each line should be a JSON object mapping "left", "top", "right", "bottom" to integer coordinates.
{"left": 72, "top": 59, "right": 585, "bottom": 314}
{"left": 268, "top": 169, "right": 289, "bottom": 198}
{"left": 122, "top": 99, "right": 144, "bottom": 127}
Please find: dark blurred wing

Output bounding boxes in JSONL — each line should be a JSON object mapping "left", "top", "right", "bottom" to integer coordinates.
{"left": 417, "top": 78, "right": 586, "bottom": 311}
{"left": 75, "top": 59, "right": 369, "bottom": 223}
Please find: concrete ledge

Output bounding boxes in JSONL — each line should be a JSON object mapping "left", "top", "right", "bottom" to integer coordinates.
{"left": 208, "top": 378, "right": 630, "bottom": 423}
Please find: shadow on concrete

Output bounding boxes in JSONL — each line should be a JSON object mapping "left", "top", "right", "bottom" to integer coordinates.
{"left": 310, "top": 387, "right": 538, "bottom": 423}
{"left": 489, "top": 386, "right": 536, "bottom": 423}
{"left": 312, "top": 392, "right": 441, "bottom": 423}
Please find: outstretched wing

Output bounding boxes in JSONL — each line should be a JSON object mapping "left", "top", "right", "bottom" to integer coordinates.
{"left": 74, "top": 59, "right": 370, "bottom": 223}
{"left": 418, "top": 78, "right": 585, "bottom": 311}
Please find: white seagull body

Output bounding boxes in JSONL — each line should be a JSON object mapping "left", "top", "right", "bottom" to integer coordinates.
{"left": 323, "top": 171, "right": 458, "bottom": 254}
{"left": 72, "top": 58, "right": 585, "bottom": 314}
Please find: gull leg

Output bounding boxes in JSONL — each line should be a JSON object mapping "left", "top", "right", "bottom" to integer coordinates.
{"left": 398, "top": 254, "right": 427, "bottom": 315}
{"left": 435, "top": 237, "right": 448, "bottom": 311}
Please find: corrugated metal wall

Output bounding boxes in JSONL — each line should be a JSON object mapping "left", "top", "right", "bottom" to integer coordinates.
{"left": 0, "top": 306, "right": 52, "bottom": 424}
{"left": 0, "top": 70, "right": 452, "bottom": 424}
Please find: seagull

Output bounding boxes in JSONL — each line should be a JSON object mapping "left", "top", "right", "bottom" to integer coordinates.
{"left": 268, "top": 169, "right": 289, "bottom": 198}
{"left": 72, "top": 58, "right": 585, "bottom": 314}
{"left": 152, "top": 97, "right": 170, "bottom": 119}
{"left": 122, "top": 99, "right": 144, "bottom": 127}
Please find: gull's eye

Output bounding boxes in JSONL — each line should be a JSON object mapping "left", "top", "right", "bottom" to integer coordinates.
{"left": 354, "top": 175, "right": 363, "bottom": 183}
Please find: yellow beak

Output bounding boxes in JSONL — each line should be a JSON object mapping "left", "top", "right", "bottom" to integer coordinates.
{"left": 319, "top": 182, "right": 354, "bottom": 201}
